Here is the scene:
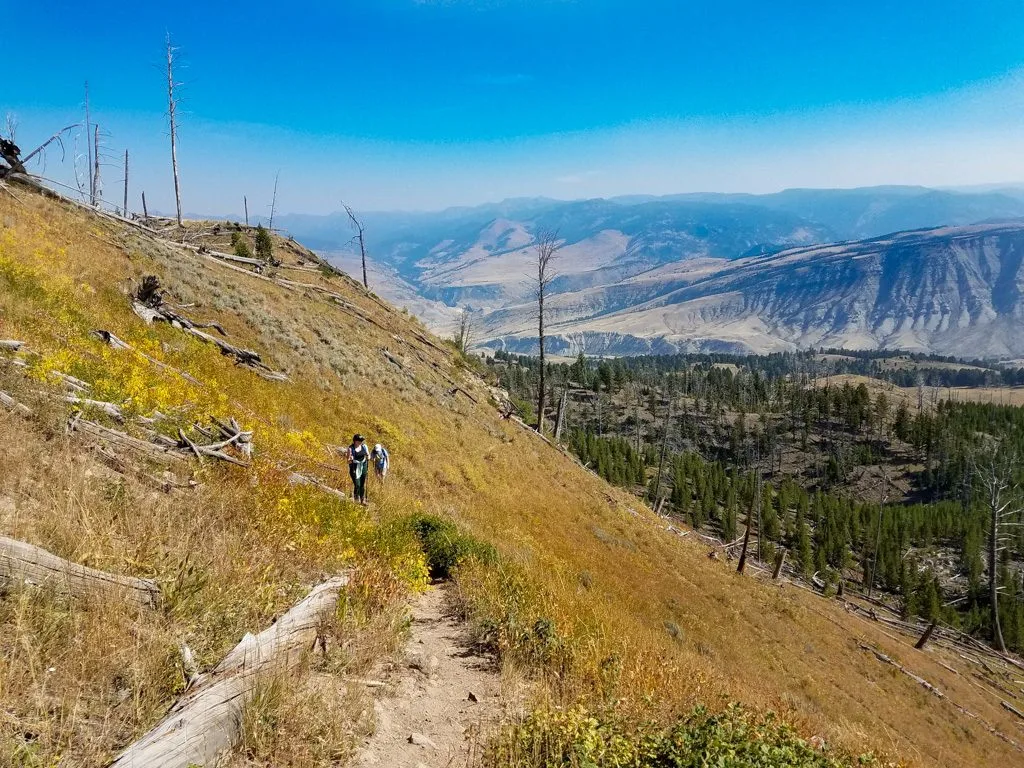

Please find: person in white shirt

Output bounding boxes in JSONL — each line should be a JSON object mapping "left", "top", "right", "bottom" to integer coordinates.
{"left": 371, "top": 443, "right": 390, "bottom": 482}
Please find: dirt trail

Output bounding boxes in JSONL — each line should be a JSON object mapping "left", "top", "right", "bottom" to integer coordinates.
{"left": 352, "top": 585, "right": 507, "bottom": 768}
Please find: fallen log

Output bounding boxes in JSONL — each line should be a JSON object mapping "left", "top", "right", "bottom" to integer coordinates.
{"left": 66, "top": 395, "right": 125, "bottom": 421}
{"left": 108, "top": 574, "right": 350, "bottom": 768}
{"left": 74, "top": 419, "right": 189, "bottom": 463}
{"left": 289, "top": 472, "right": 346, "bottom": 500}
{"left": 0, "top": 536, "right": 160, "bottom": 608}
{"left": 92, "top": 329, "right": 204, "bottom": 386}
{"left": 0, "top": 340, "right": 25, "bottom": 352}
{"left": 0, "top": 389, "right": 32, "bottom": 417}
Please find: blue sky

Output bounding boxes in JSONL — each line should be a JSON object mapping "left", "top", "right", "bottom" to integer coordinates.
{"left": 6, "top": 0, "right": 1024, "bottom": 214}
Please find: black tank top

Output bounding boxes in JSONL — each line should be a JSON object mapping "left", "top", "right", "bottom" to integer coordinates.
{"left": 350, "top": 444, "right": 368, "bottom": 464}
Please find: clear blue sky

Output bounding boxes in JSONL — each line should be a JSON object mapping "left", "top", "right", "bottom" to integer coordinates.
{"left": 6, "top": 0, "right": 1024, "bottom": 214}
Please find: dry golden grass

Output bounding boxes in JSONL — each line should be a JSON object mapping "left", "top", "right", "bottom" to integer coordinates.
{"left": 0, "top": 190, "right": 1022, "bottom": 767}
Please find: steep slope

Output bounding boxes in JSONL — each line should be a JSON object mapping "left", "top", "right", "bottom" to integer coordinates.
{"left": 1, "top": 187, "right": 1022, "bottom": 767}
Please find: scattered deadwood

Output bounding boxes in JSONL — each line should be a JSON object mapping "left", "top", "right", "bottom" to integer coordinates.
{"left": 134, "top": 304, "right": 288, "bottom": 382}
{"left": 0, "top": 536, "right": 160, "bottom": 608}
{"left": 210, "top": 415, "right": 253, "bottom": 458}
{"left": 108, "top": 574, "right": 350, "bottom": 768}
{"left": 91, "top": 444, "right": 195, "bottom": 492}
{"left": 0, "top": 340, "right": 24, "bottom": 352}
{"left": 176, "top": 426, "right": 250, "bottom": 467}
{"left": 129, "top": 276, "right": 288, "bottom": 382}
{"left": 288, "top": 472, "right": 346, "bottom": 500}
{"left": 73, "top": 419, "right": 189, "bottom": 464}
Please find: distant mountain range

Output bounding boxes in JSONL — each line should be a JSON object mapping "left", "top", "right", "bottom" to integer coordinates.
{"left": 271, "top": 185, "right": 1024, "bottom": 357}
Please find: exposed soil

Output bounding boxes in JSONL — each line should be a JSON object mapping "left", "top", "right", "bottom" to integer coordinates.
{"left": 351, "top": 585, "right": 508, "bottom": 768}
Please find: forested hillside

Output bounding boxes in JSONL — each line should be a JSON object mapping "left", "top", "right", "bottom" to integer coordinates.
{"left": 491, "top": 349, "right": 1024, "bottom": 651}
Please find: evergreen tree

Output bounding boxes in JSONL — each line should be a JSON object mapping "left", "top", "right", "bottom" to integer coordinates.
{"left": 254, "top": 224, "right": 274, "bottom": 262}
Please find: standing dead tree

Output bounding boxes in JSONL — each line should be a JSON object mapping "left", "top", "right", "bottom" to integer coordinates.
{"left": 122, "top": 149, "right": 129, "bottom": 216}
{"left": 866, "top": 466, "right": 890, "bottom": 598}
{"left": 533, "top": 229, "right": 561, "bottom": 435}
{"left": 973, "top": 445, "right": 1021, "bottom": 653}
{"left": 453, "top": 308, "right": 476, "bottom": 355}
{"left": 343, "top": 201, "right": 368, "bottom": 289}
{"left": 92, "top": 124, "right": 102, "bottom": 206}
{"left": 166, "top": 33, "right": 183, "bottom": 227}
{"left": 84, "top": 82, "right": 96, "bottom": 204}
{"left": 269, "top": 170, "right": 280, "bottom": 230}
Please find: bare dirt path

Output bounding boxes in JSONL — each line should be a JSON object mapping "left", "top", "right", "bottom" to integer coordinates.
{"left": 352, "top": 584, "right": 507, "bottom": 768}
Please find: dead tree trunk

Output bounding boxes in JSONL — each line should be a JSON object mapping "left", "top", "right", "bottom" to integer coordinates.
{"left": 108, "top": 574, "right": 349, "bottom": 768}
{"left": 554, "top": 389, "right": 568, "bottom": 443}
{"left": 990, "top": 500, "right": 1007, "bottom": 653}
{"left": 244, "top": 195, "right": 249, "bottom": 226}
{"left": 92, "top": 124, "right": 101, "bottom": 206}
{"left": 534, "top": 230, "right": 560, "bottom": 435}
{"left": 737, "top": 498, "right": 754, "bottom": 574}
{"left": 772, "top": 548, "right": 787, "bottom": 580}
{"left": 269, "top": 170, "right": 279, "bottom": 230}
{"left": 915, "top": 619, "right": 938, "bottom": 650}
{"left": 976, "top": 449, "right": 1015, "bottom": 654}
{"left": 166, "top": 34, "right": 183, "bottom": 227}
{"left": 0, "top": 536, "right": 160, "bottom": 608}
{"left": 343, "top": 202, "right": 368, "bottom": 289}
{"left": 142, "top": 191, "right": 149, "bottom": 221}
{"left": 122, "top": 149, "right": 129, "bottom": 216}
{"left": 651, "top": 400, "right": 672, "bottom": 503}
{"left": 85, "top": 82, "right": 95, "bottom": 204}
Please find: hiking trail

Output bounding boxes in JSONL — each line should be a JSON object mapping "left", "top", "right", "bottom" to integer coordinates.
{"left": 352, "top": 584, "right": 509, "bottom": 768}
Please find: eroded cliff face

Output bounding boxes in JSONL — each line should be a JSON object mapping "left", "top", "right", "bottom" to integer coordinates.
{"left": 486, "top": 223, "right": 1024, "bottom": 358}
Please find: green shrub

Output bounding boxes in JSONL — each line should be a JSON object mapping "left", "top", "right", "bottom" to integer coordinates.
{"left": 231, "top": 231, "right": 253, "bottom": 259}
{"left": 490, "top": 703, "right": 875, "bottom": 768}
{"left": 404, "top": 513, "right": 496, "bottom": 579}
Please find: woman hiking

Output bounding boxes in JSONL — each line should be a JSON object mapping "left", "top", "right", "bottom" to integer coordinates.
{"left": 346, "top": 433, "right": 370, "bottom": 505}
{"left": 371, "top": 443, "right": 390, "bottom": 482}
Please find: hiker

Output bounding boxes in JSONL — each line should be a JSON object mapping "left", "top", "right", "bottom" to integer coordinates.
{"left": 371, "top": 442, "right": 390, "bottom": 482}
{"left": 346, "top": 433, "right": 370, "bottom": 505}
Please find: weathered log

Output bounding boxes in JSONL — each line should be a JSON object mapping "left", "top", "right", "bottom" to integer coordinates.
{"left": 74, "top": 419, "right": 189, "bottom": 463}
{"left": 108, "top": 575, "right": 350, "bottom": 768}
{"left": 0, "top": 389, "right": 32, "bottom": 417}
{"left": 0, "top": 536, "right": 159, "bottom": 608}
{"left": 66, "top": 395, "right": 125, "bottom": 421}
{"left": 1002, "top": 701, "right": 1024, "bottom": 721}
{"left": 0, "top": 340, "right": 25, "bottom": 352}
{"left": 92, "top": 329, "right": 203, "bottom": 386}
{"left": 289, "top": 472, "right": 346, "bottom": 500}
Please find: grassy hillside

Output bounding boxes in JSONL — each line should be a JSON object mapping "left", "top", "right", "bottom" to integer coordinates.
{"left": 1, "top": 187, "right": 1022, "bottom": 767}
